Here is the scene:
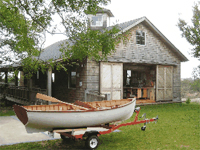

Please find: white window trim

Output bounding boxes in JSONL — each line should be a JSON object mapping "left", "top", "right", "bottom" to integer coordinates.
{"left": 136, "top": 31, "right": 146, "bottom": 46}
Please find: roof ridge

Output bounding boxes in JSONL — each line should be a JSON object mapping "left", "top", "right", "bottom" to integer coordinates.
{"left": 44, "top": 39, "right": 67, "bottom": 50}
{"left": 106, "top": 17, "right": 144, "bottom": 31}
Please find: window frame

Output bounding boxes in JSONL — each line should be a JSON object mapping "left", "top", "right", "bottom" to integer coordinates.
{"left": 136, "top": 30, "right": 146, "bottom": 45}
{"left": 68, "top": 70, "right": 77, "bottom": 89}
{"left": 126, "top": 70, "right": 131, "bottom": 86}
{"left": 90, "top": 14, "right": 103, "bottom": 27}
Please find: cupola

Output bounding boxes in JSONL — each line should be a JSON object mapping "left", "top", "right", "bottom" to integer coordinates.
{"left": 87, "top": 8, "right": 114, "bottom": 30}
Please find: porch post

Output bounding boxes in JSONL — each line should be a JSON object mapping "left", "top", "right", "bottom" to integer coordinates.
{"left": 47, "top": 67, "right": 52, "bottom": 96}
{"left": 15, "top": 74, "right": 18, "bottom": 86}
{"left": 19, "top": 71, "right": 24, "bottom": 86}
{"left": 5, "top": 71, "right": 8, "bottom": 84}
{"left": 28, "top": 79, "right": 32, "bottom": 89}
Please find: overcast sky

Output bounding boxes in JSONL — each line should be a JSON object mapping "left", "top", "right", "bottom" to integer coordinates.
{"left": 45, "top": 0, "right": 199, "bottom": 79}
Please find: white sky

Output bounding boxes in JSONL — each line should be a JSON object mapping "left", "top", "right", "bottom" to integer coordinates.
{"left": 44, "top": 0, "right": 200, "bottom": 79}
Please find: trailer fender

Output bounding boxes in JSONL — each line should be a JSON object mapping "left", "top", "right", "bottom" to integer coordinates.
{"left": 83, "top": 130, "right": 100, "bottom": 138}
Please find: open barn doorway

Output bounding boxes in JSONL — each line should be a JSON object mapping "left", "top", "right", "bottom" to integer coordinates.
{"left": 123, "top": 64, "right": 156, "bottom": 104}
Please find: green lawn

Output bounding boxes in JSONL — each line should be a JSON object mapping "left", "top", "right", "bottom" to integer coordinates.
{"left": 0, "top": 101, "right": 15, "bottom": 116}
{"left": 1, "top": 103, "right": 200, "bottom": 149}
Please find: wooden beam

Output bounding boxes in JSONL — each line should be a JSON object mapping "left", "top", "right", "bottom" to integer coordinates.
{"left": 47, "top": 67, "right": 52, "bottom": 96}
{"left": 15, "top": 74, "right": 18, "bottom": 86}
{"left": 5, "top": 71, "right": 8, "bottom": 84}
{"left": 19, "top": 71, "right": 24, "bottom": 86}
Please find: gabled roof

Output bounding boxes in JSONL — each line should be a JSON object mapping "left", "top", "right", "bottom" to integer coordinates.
{"left": 0, "top": 16, "right": 188, "bottom": 71}
{"left": 108, "top": 17, "right": 188, "bottom": 62}
{"left": 106, "top": 17, "right": 143, "bottom": 31}
{"left": 39, "top": 16, "right": 188, "bottom": 63}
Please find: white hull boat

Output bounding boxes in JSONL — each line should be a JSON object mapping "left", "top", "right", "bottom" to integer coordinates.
{"left": 13, "top": 93, "right": 136, "bottom": 133}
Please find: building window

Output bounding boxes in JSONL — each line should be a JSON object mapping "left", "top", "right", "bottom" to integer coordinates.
{"left": 136, "top": 31, "right": 145, "bottom": 45}
{"left": 69, "top": 71, "right": 76, "bottom": 88}
{"left": 126, "top": 70, "right": 131, "bottom": 85}
{"left": 91, "top": 15, "right": 103, "bottom": 26}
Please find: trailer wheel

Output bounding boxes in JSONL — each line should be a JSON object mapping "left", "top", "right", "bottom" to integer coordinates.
{"left": 141, "top": 126, "right": 146, "bottom": 131}
{"left": 85, "top": 135, "right": 99, "bottom": 149}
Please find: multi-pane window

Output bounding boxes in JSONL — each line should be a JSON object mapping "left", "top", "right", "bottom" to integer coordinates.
{"left": 69, "top": 71, "right": 76, "bottom": 88}
{"left": 136, "top": 31, "right": 145, "bottom": 45}
{"left": 91, "top": 15, "right": 103, "bottom": 26}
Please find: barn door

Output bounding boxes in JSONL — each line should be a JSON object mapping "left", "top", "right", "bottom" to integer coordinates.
{"left": 156, "top": 65, "right": 173, "bottom": 101}
{"left": 100, "top": 62, "right": 123, "bottom": 100}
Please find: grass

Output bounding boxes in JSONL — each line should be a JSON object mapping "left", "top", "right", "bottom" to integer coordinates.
{"left": 0, "top": 102, "right": 200, "bottom": 149}
{"left": 0, "top": 109, "right": 15, "bottom": 116}
{"left": 0, "top": 100, "right": 15, "bottom": 116}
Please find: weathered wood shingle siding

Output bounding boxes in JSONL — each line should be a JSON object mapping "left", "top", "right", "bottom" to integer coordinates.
{"left": 74, "top": 60, "right": 87, "bottom": 102}
{"left": 108, "top": 23, "right": 180, "bottom": 65}
{"left": 86, "top": 59, "right": 100, "bottom": 91}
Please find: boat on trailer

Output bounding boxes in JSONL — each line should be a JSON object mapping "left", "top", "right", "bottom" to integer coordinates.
{"left": 13, "top": 93, "right": 136, "bottom": 133}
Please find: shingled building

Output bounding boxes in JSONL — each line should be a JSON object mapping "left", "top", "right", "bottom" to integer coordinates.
{"left": 0, "top": 8, "right": 188, "bottom": 105}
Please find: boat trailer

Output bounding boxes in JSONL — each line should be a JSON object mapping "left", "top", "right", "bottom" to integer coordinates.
{"left": 50, "top": 107, "right": 158, "bottom": 149}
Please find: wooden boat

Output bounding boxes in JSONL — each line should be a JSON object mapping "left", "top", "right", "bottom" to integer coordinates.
{"left": 13, "top": 93, "right": 136, "bottom": 133}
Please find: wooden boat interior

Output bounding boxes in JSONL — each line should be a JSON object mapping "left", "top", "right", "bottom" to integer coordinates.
{"left": 23, "top": 93, "right": 133, "bottom": 111}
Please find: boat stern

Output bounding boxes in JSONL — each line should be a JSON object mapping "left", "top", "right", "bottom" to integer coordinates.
{"left": 13, "top": 105, "right": 28, "bottom": 125}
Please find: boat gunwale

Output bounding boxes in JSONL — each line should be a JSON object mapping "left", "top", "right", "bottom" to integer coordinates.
{"left": 25, "top": 98, "right": 136, "bottom": 113}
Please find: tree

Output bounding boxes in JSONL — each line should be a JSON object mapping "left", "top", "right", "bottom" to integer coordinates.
{"left": 181, "top": 78, "right": 192, "bottom": 97}
{"left": 192, "top": 65, "right": 200, "bottom": 79}
{"left": 178, "top": 2, "right": 200, "bottom": 59}
{"left": 178, "top": 2, "right": 200, "bottom": 92}
{"left": 191, "top": 65, "right": 200, "bottom": 92}
{"left": 0, "top": 0, "right": 122, "bottom": 78}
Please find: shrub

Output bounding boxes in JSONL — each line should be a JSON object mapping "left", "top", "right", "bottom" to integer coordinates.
{"left": 186, "top": 98, "right": 191, "bottom": 104}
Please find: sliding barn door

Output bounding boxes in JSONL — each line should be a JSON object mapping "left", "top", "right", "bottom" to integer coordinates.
{"left": 156, "top": 65, "right": 173, "bottom": 101}
{"left": 100, "top": 62, "right": 123, "bottom": 100}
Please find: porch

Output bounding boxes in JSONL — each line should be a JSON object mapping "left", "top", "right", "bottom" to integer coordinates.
{"left": 0, "top": 61, "right": 175, "bottom": 105}
{"left": 0, "top": 83, "right": 47, "bottom": 105}
{"left": 0, "top": 68, "right": 49, "bottom": 105}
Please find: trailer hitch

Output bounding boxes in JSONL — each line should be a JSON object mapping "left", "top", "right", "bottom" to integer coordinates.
{"left": 136, "top": 108, "right": 159, "bottom": 131}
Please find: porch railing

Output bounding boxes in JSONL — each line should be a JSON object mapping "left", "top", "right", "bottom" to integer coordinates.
{"left": 0, "top": 83, "right": 47, "bottom": 104}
